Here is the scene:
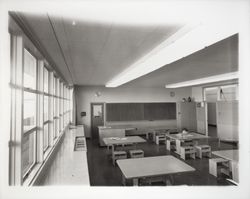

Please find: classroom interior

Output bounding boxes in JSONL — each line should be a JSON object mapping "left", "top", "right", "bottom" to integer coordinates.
{"left": 1, "top": 1, "right": 249, "bottom": 193}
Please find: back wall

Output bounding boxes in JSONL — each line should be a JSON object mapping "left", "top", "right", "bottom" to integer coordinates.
{"left": 75, "top": 85, "right": 191, "bottom": 137}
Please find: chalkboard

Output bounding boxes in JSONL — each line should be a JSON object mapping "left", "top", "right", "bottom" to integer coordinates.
{"left": 106, "top": 102, "right": 176, "bottom": 121}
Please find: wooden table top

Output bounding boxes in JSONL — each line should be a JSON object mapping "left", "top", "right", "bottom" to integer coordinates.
{"left": 166, "top": 132, "right": 209, "bottom": 140}
{"left": 103, "top": 136, "right": 146, "bottom": 145}
{"left": 117, "top": 155, "right": 195, "bottom": 179}
{"left": 212, "top": 150, "right": 239, "bottom": 162}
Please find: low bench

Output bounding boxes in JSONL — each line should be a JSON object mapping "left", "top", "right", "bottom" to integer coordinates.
{"left": 209, "top": 158, "right": 230, "bottom": 177}
{"left": 112, "top": 151, "right": 127, "bottom": 166}
{"left": 180, "top": 146, "right": 196, "bottom": 160}
{"left": 129, "top": 149, "right": 144, "bottom": 158}
{"left": 195, "top": 145, "right": 211, "bottom": 159}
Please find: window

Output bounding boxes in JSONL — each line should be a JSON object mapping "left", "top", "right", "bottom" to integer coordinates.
{"left": 220, "top": 85, "right": 238, "bottom": 101}
{"left": 22, "top": 49, "right": 37, "bottom": 177}
{"left": 43, "top": 67, "right": 50, "bottom": 152}
{"left": 23, "top": 92, "right": 36, "bottom": 132}
{"left": 43, "top": 123, "right": 49, "bottom": 151}
{"left": 44, "top": 95, "right": 49, "bottom": 122}
{"left": 44, "top": 67, "right": 49, "bottom": 93}
{"left": 204, "top": 84, "right": 238, "bottom": 102}
{"left": 22, "top": 131, "right": 36, "bottom": 176}
{"left": 24, "top": 50, "right": 36, "bottom": 89}
{"left": 10, "top": 35, "right": 72, "bottom": 185}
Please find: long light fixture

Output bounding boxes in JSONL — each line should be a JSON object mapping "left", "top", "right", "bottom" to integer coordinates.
{"left": 165, "top": 72, "right": 239, "bottom": 88}
{"left": 106, "top": 18, "right": 239, "bottom": 88}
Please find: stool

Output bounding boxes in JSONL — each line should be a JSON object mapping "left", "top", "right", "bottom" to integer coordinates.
{"left": 180, "top": 146, "right": 196, "bottom": 160}
{"left": 209, "top": 158, "right": 230, "bottom": 177}
{"left": 112, "top": 151, "right": 127, "bottom": 166}
{"left": 155, "top": 134, "right": 166, "bottom": 145}
{"left": 195, "top": 145, "right": 211, "bottom": 159}
{"left": 129, "top": 149, "right": 144, "bottom": 158}
{"left": 166, "top": 139, "right": 176, "bottom": 151}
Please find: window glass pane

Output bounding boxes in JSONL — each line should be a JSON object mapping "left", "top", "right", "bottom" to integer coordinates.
{"left": 53, "top": 97, "right": 56, "bottom": 117}
{"left": 24, "top": 49, "right": 36, "bottom": 89}
{"left": 44, "top": 96, "right": 49, "bottom": 121}
{"left": 44, "top": 67, "right": 49, "bottom": 93}
{"left": 23, "top": 92, "right": 36, "bottom": 132}
{"left": 204, "top": 87, "right": 218, "bottom": 102}
{"left": 220, "top": 85, "right": 238, "bottom": 101}
{"left": 43, "top": 123, "right": 49, "bottom": 151}
{"left": 22, "top": 132, "right": 36, "bottom": 176}
{"left": 54, "top": 119, "right": 57, "bottom": 139}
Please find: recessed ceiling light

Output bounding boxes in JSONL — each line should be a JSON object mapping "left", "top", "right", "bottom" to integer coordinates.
{"left": 165, "top": 72, "right": 239, "bottom": 88}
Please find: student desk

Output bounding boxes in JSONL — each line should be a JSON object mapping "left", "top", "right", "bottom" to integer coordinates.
{"left": 103, "top": 136, "right": 146, "bottom": 153}
{"left": 166, "top": 132, "right": 209, "bottom": 155}
{"left": 117, "top": 155, "right": 195, "bottom": 186}
{"left": 212, "top": 150, "right": 239, "bottom": 182}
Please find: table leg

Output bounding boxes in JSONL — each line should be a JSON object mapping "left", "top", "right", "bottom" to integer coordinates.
{"left": 146, "top": 132, "right": 149, "bottom": 140}
{"left": 132, "top": 178, "right": 139, "bottom": 186}
{"left": 176, "top": 140, "right": 181, "bottom": 155}
{"left": 122, "top": 175, "right": 126, "bottom": 186}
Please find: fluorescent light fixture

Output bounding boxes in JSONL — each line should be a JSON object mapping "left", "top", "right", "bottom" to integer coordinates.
{"left": 165, "top": 72, "right": 239, "bottom": 88}
{"left": 106, "top": 18, "right": 239, "bottom": 87}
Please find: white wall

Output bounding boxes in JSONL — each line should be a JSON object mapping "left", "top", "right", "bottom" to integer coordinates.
{"left": 191, "top": 86, "right": 203, "bottom": 102}
{"left": 75, "top": 86, "right": 191, "bottom": 137}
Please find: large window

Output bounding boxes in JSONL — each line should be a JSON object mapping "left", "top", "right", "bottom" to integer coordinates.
{"left": 22, "top": 49, "right": 37, "bottom": 178}
{"left": 10, "top": 37, "right": 72, "bottom": 185}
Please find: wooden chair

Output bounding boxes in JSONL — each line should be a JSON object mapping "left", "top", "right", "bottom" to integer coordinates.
{"left": 155, "top": 134, "right": 166, "bottom": 145}
{"left": 209, "top": 158, "right": 230, "bottom": 177}
{"left": 166, "top": 139, "right": 176, "bottom": 151}
{"left": 129, "top": 149, "right": 144, "bottom": 158}
{"left": 180, "top": 146, "right": 196, "bottom": 160}
{"left": 195, "top": 145, "right": 211, "bottom": 159}
{"left": 112, "top": 151, "right": 127, "bottom": 166}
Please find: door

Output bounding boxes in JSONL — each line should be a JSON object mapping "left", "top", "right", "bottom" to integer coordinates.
{"left": 196, "top": 102, "right": 207, "bottom": 135}
{"left": 91, "top": 103, "right": 104, "bottom": 139}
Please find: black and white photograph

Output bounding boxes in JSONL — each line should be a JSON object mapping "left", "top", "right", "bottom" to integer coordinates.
{"left": 0, "top": 0, "right": 250, "bottom": 199}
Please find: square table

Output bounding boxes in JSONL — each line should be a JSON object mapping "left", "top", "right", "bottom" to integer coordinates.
{"left": 103, "top": 136, "right": 146, "bottom": 153}
{"left": 117, "top": 155, "right": 195, "bottom": 185}
{"left": 166, "top": 132, "right": 209, "bottom": 155}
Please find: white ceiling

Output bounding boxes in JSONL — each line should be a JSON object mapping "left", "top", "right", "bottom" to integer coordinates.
{"left": 12, "top": 1, "right": 239, "bottom": 88}
{"left": 20, "top": 12, "right": 183, "bottom": 86}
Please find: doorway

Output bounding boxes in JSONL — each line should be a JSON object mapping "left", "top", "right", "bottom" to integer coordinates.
{"left": 91, "top": 103, "right": 104, "bottom": 140}
{"left": 204, "top": 87, "right": 218, "bottom": 138}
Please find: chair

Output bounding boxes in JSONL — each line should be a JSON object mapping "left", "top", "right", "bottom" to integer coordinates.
{"left": 209, "top": 158, "right": 230, "bottom": 177}
{"left": 166, "top": 139, "right": 176, "bottom": 151}
{"left": 155, "top": 134, "right": 166, "bottom": 145}
{"left": 129, "top": 149, "right": 144, "bottom": 158}
{"left": 112, "top": 151, "right": 127, "bottom": 166}
{"left": 195, "top": 145, "right": 211, "bottom": 159}
{"left": 180, "top": 146, "right": 196, "bottom": 160}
